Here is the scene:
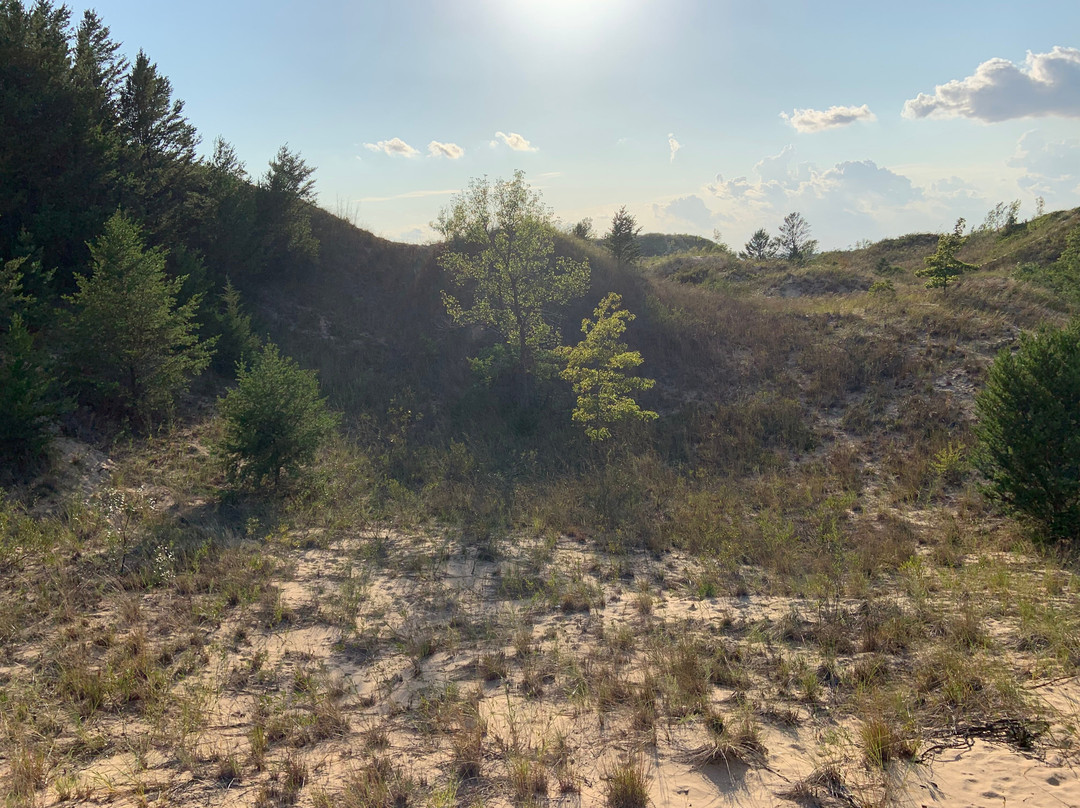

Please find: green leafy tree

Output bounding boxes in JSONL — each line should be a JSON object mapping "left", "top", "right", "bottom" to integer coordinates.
{"left": 775, "top": 212, "right": 817, "bottom": 263}
{"left": 742, "top": 227, "right": 778, "bottom": 259}
{"left": 974, "top": 319, "right": 1080, "bottom": 544}
{"left": 557, "top": 293, "right": 657, "bottom": 442}
{"left": 435, "top": 170, "right": 590, "bottom": 403}
{"left": 64, "top": 211, "right": 212, "bottom": 422}
{"left": 217, "top": 342, "right": 338, "bottom": 488}
{"left": 917, "top": 218, "right": 974, "bottom": 294}
{"left": 604, "top": 206, "right": 641, "bottom": 266}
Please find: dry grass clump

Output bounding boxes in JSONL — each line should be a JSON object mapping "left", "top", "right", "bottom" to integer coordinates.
{"left": 313, "top": 756, "right": 416, "bottom": 808}
{"left": 777, "top": 764, "right": 851, "bottom": 807}
{"left": 860, "top": 716, "right": 918, "bottom": 768}
{"left": 605, "top": 755, "right": 651, "bottom": 808}
{"left": 682, "top": 709, "right": 768, "bottom": 767}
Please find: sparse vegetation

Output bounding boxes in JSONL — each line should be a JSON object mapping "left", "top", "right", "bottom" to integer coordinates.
{"left": 3, "top": 4, "right": 1080, "bottom": 806}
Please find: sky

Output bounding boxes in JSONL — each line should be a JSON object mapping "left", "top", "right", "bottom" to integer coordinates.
{"left": 80, "top": 0, "right": 1080, "bottom": 250}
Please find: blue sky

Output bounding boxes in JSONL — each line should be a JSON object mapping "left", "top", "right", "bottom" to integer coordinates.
{"left": 83, "top": 0, "right": 1080, "bottom": 249}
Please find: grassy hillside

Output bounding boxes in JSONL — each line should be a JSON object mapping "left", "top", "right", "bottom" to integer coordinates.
{"left": 2, "top": 207, "right": 1080, "bottom": 807}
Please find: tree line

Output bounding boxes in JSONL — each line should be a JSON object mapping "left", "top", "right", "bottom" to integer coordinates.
{"left": 0, "top": 1, "right": 332, "bottom": 483}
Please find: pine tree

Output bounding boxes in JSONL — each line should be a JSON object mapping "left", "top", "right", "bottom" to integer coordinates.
{"left": 73, "top": 9, "right": 127, "bottom": 123}
{"left": 775, "top": 212, "right": 817, "bottom": 263}
{"left": 916, "top": 218, "right": 973, "bottom": 294}
{"left": 64, "top": 212, "right": 213, "bottom": 423}
{"left": 604, "top": 206, "right": 641, "bottom": 266}
{"left": 212, "top": 278, "right": 261, "bottom": 375}
{"left": 255, "top": 144, "right": 319, "bottom": 273}
{"left": 0, "top": 313, "right": 56, "bottom": 461}
{"left": 0, "top": 256, "right": 57, "bottom": 461}
{"left": 742, "top": 228, "right": 777, "bottom": 259}
{"left": 558, "top": 293, "right": 657, "bottom": 442}
{"left": 975, "top": 319, "right": 1080, "bottom": 543}
{"left": 217, "top": 342, "right": 338, "bottom": 488}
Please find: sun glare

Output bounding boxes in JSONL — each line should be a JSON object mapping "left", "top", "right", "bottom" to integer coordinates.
{"left": 501, "top": 0, "right": 629, "bottom": 38}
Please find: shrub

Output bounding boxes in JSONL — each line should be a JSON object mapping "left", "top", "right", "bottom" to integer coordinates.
{"left": 975, "top": 320, "right": 1080, "bottom": 543}
{"left": 0, "top": 313, "right": 57, "bottom": 463}
{"left": 217, "top": 342, "right": 339, "bottom": 488}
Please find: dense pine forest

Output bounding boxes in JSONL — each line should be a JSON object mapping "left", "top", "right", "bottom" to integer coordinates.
{"left": 4, "top": 3, "right": 1080, "bottom": 806}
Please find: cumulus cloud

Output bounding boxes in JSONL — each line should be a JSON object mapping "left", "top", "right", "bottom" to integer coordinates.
{"left": 653, "top": 195, "right": 714, "bottom": 230}
{"left": 931, "top": 176, "right": 984, "bottom": 200}
{"left": 903, "top": 46, "right": 1080, "bottom": 122}
{"left": 1007, "top": 130, "right": 1080, "bottom": 196}
{"left": 668, "top": 133, "right": 681, "bottom": 163}
{"left": 812, "top": 160, "right": 922, "bottom": 207}
{"left": 781, "top": 104, "right": 877, "bottom": 133}
{"left": 427, "top": 141, "right": 464, "bottom": 159}
{"left": 492, "top": 131, "right": 538, "bottom": 151}
{"left": 364, "top": 137, "right": 420, "bottom": 157}
{"left": 701, "top": 146, "right": 931, "bottom": 246}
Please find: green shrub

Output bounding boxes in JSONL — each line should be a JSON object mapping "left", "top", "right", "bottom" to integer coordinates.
{"left": 0, "top": 313, "right": 57, "bottom": 463}
{"left": 217, "top": 342, "right": 339, "bottom": 488}
{"left": 975, "top": 320, "right": 1080, "bottom": 543}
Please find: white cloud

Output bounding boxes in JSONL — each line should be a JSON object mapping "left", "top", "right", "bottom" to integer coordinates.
{"left": 701, "top": 146, "right": 934, "bottom": 247}
{"left": 653, "top": 195, "right": 714, "bottom": 230}
{"left": 1007, "top": 130, "right": 1080, "bottom": 196}
{"left": 493, "top": 131, "right": 538, "bottom": 151}
{"left": 393, "top": 226, "right": 435, "bottom": 244}
{"left": 427, "top": 141, "right": 464, "bottom": 159}
{"left": 931, "top": 176, "right": 983, "bottom": 200}
{"left": 903, "top": 46, "right": 1080, "bottom": 122}
{"left": 668, "top": 132, "right": 681, "bottom": 163}
{"left": 781, "top": 104, "right": 877, "bottom": 133}
{"left": 364, "top": 137, "right": 420, "bottom": 157}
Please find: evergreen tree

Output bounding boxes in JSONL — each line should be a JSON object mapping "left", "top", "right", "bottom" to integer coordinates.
{"left": 775, "top": 212, "right": 817, "bottom": 263}
{"left": 435, "top": 170, "right": 590, "bottom": 403}
{"left": 73, "top": 9, "right": 126, "bottom": 123}
{"left": 742, "top": 228, "right": 778, "bottom": 259}
{"left": 604, "top": 206, "right": 641, "bottom": 266}
{"left": 64, "top": 212, "right": 213, "bottom": 423}
{"left": 0, "top": 1, "right": 119, "bottom": 279}
{"left": 118, "top": 50, "right": 197, "bottom": 161}
{"left": 117, "top": 50, "right": 202, "bottom": 244}
{"left": 255, "top": 144, "right": 319, "bottom": 274}
{"left": 0, "top": 313, "right": 56, "bottom": 461}
{"left": 916, "top": 218, "right": 973, "bottom": 294}
{"left": 211, "top": 278, "right": 261, "bottom": 375}
{"left": 0, "top": 256, "right": 57, "bottom": 461}
{"left": 975, "top": 319, "right": 1080, "bottom": 543}
{"left": 558, "top": 293, "right": 657, "bottom": 442}
{"left": 217, "top": 342, "right": 338, "bottom": 488}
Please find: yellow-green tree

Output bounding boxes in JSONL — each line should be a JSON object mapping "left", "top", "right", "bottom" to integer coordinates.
{"left": 917, "top": 218, "right": 974, "bottom": 294}
{"left": 558, "top": 293, "right": 657, "bottom": 441}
